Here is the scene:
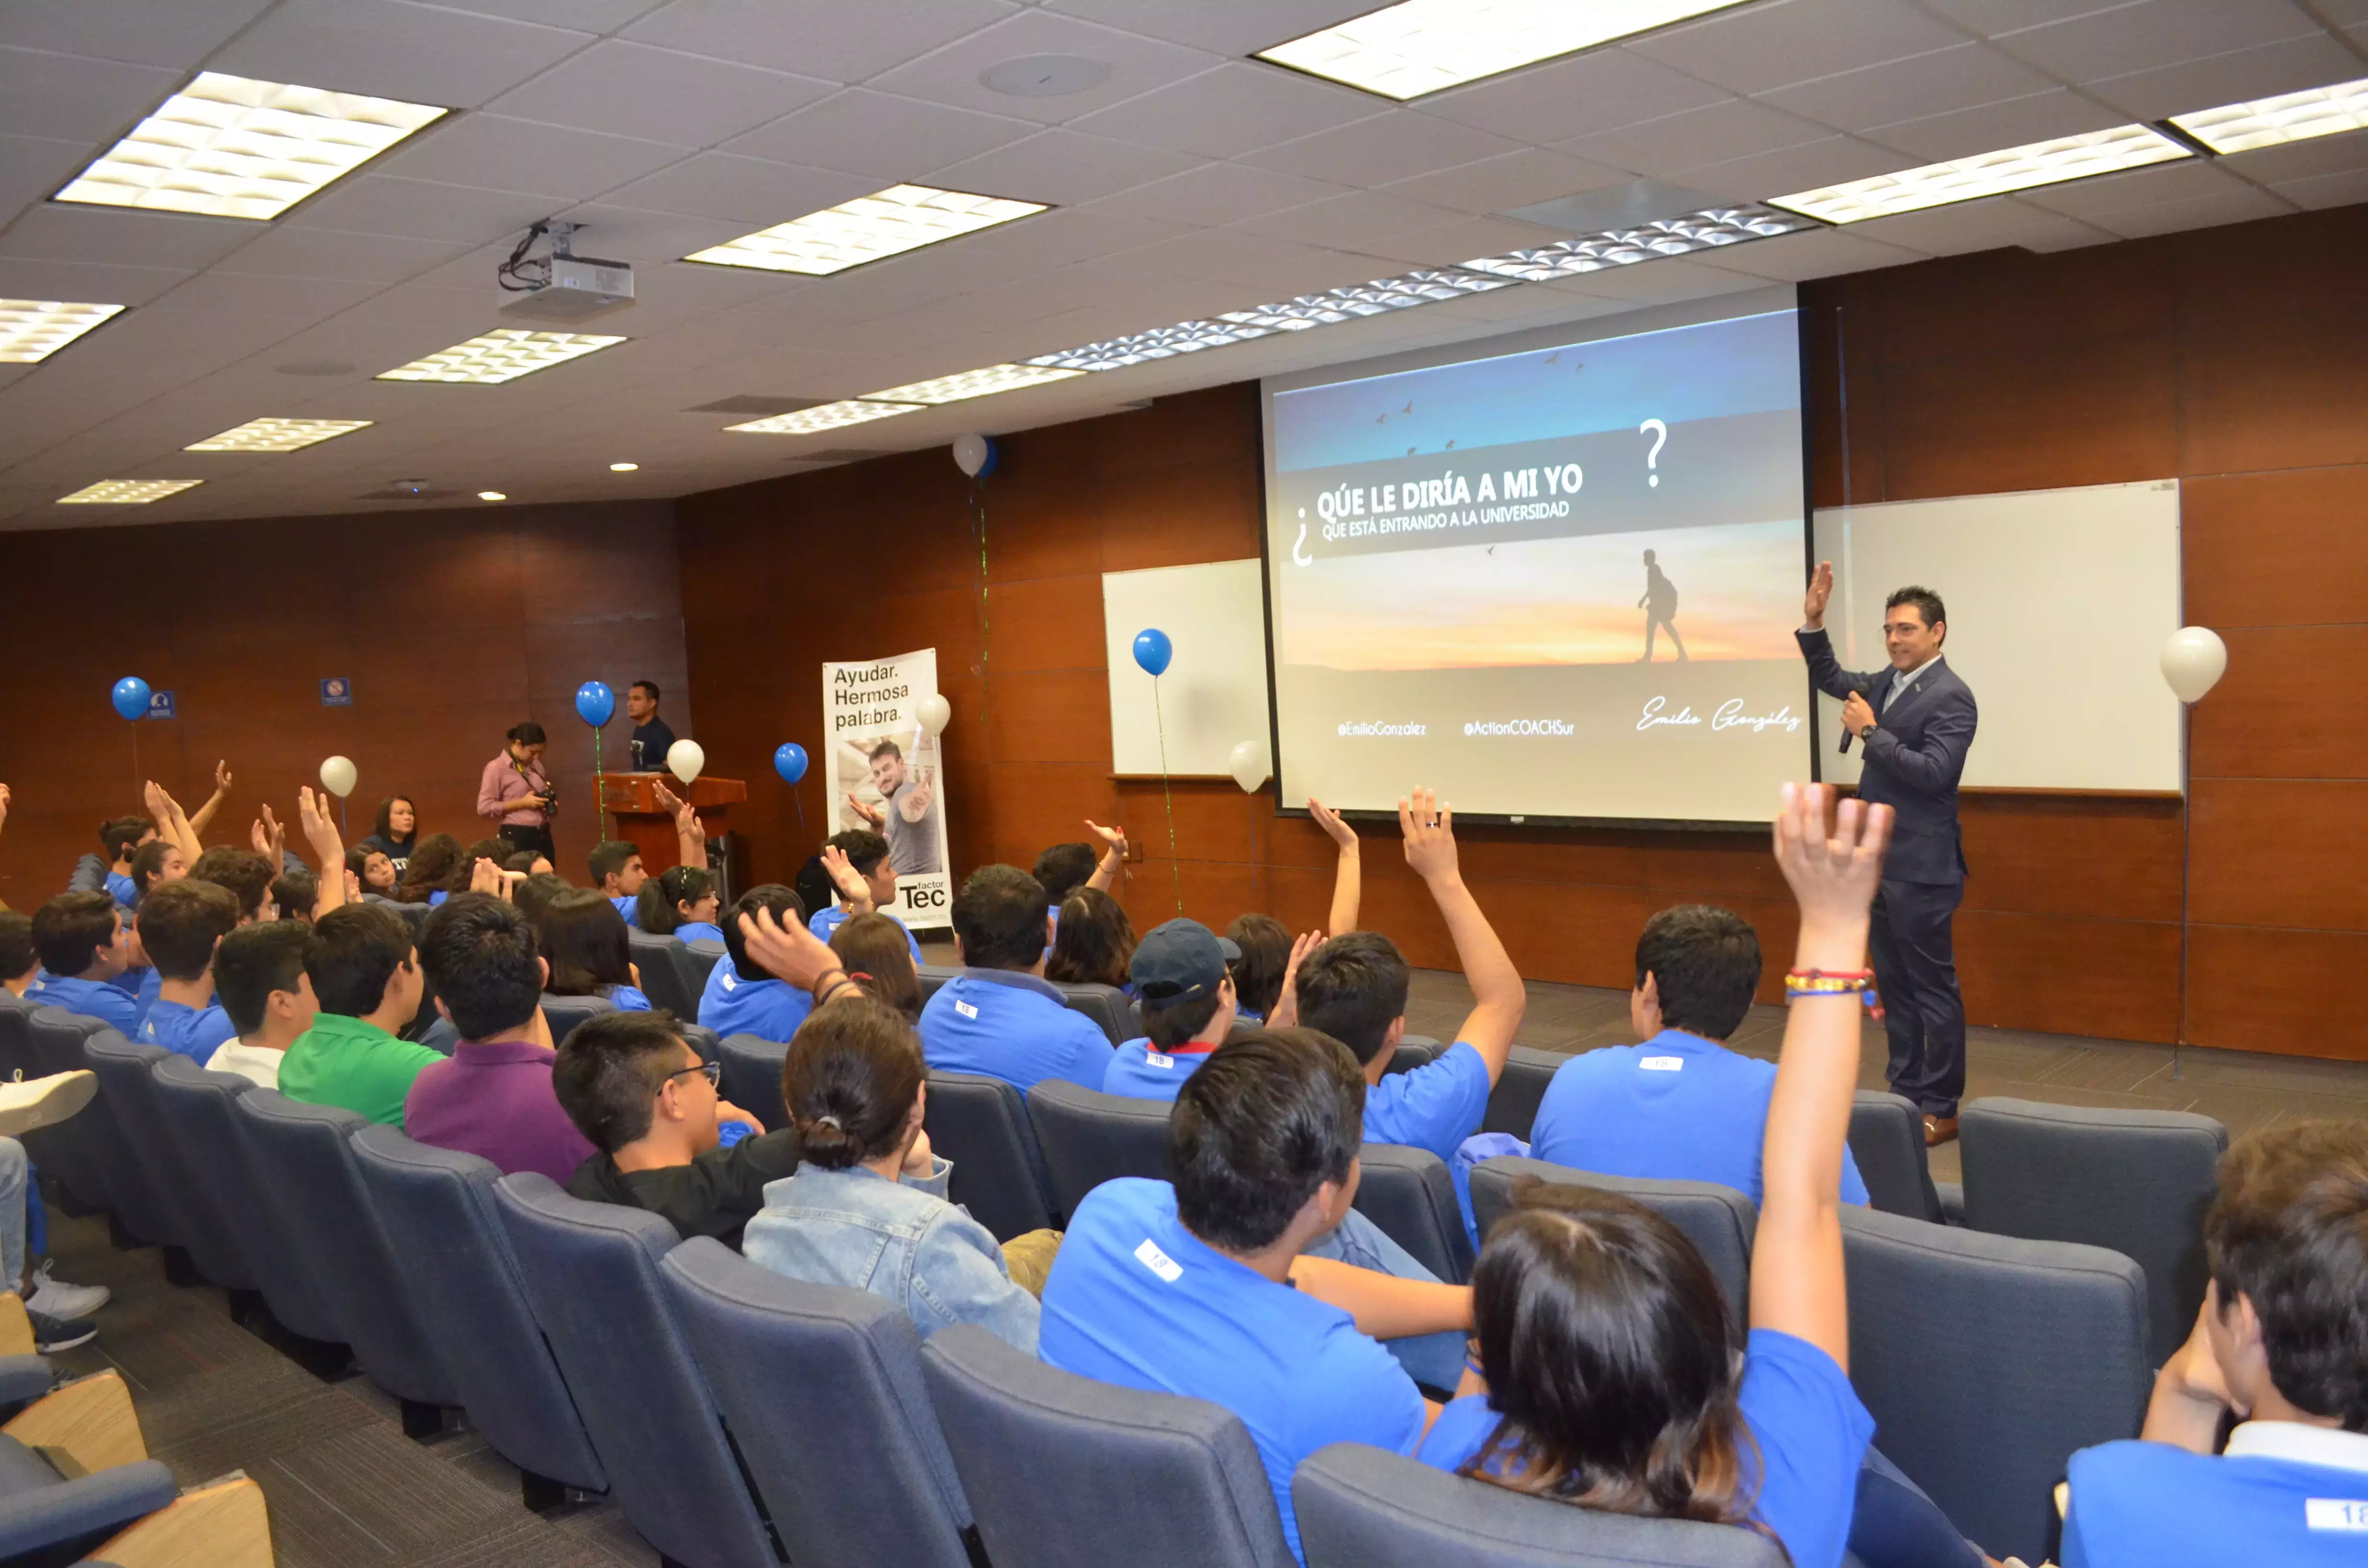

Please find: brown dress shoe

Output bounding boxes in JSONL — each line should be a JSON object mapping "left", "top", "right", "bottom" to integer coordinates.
{"left": 1923, "top": 1115, "right": 1959, "bottom": 1147}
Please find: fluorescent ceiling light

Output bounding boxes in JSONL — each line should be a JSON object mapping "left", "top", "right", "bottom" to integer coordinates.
{"left": 377, "top": 329, "right": 625, "bottom": 384}
{"left": 59, "top": 478, "right": 202, "bottom": 504}
{"left": 1258, "top": 0, "right": 1754, "bottom": 100}
{"left": 186, "top": 416, "right": 371, "bottom": 452}
{"left": 1459, "top": 204, "right": 1815, "bottom": 281}
{"left": 863, "top": 363, "right": 1085, "bottom": 404}
{"left": 609, "top": 462, "right": 638, "bottom": 472}
{"left": 2171, "top": 75, "right": 2368, "bottom": 154}
{"left": 1024, "top": 319, "right": 1281, "bottom": 373}
{"left": 686, "top": 184, "right": 1047, "bottom": 275}
{"left": 0, "top": 300, "right": 125, "bottom": 363}
{"left": 728, "top": 400, "right": 925, "bottom": 435}
{"left": 1221, "top": 268, "right": 1517, "bottom": 332}
{"left": 56, "top": 71, "right": 444, "bottom": 222}
{"left": 1769, "top": 124, "right": 2190, "bottom": 223}
{"left": 478, "top": 491, "right": 506, "bottom": 501}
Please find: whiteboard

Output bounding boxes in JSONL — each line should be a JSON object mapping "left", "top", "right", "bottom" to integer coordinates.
{"left": 1813, "top": 480, "right": 2183, "bottom": 793}
{"left": 1103, "top": 560, "right": 1273, "bottom": 776}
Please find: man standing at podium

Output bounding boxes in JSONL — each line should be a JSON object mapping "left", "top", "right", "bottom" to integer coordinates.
{"left": 1798, "top": 565, "right": 1977, "bottom": 1146}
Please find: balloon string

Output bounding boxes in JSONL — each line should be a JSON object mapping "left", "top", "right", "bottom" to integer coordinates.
{"left": 1154, "top": 676, "right": 1181, "bottom": 916}
{"left": 593, "top": 728, "right": 604, "bottom": 839}
{"left": 794, "top": 790, "right": 807, "bottom": 841}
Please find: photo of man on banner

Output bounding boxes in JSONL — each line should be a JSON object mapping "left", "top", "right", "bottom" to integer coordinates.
{"left": 824, "top": 646, "right": 953, "bottom": 928}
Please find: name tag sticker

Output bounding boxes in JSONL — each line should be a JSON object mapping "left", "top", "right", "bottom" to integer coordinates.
{"left": 2306, "top": 1499, "right": 2368, "bottom": 1531}
{"left": 1134, "top": 1239, "right": 1182, "bottom": 1283}
{"left": 1145, "top": 1051, "right": 1174, "bottom": 1069}
{"left": 1641, "top": 1056, "right": 1684, "bottom": 1072}
{"left": 954, "top": 1000, "right": 978, "bottom": 1019}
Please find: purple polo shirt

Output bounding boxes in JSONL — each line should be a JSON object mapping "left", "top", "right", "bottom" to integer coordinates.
{"left": 403, "top": 1037, "right": 594, "bottom": 1187}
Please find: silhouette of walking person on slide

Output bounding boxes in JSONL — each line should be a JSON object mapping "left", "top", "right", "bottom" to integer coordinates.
{"left": 1638, "top": 548, "right": 1688, "bottom": 662}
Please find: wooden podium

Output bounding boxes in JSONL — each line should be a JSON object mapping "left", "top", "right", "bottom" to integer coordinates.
{"left": 600, "top": 772, "right": 748, "bottom": 874}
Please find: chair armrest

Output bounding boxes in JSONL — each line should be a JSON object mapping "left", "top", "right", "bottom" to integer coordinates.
{"left": 1935, "top": 1181, "right": 1965, "bottom": 1226}
{"left": 0, "top": 1458, "right": 176, "bottom": 1557}
{"left": 0, "top": 1356, "right": 53, "bottom": 1413}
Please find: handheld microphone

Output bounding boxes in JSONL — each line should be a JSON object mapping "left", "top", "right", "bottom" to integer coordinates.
{"left": 1838, "top": 683, "right": 1869, "bottom": 754}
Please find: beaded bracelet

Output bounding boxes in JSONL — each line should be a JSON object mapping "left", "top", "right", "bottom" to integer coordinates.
{"left": 1785, "top": 967, "right": 1885, "bottom": 1021}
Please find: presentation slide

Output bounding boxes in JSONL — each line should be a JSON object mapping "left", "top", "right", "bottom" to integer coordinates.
{"left": 1263, "top": 302, "right": 1809, "bottom": 825}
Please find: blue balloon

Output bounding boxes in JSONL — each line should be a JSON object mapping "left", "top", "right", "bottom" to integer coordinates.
{"left": 1132, "top": 628, "right": 1173, "bottom": 677}
{"left": 774, "top": 743, "right": 809, "bottom": 785}
{"left": 110, "top": 676, "right": 151, "bottom": 722}
{"left": 575, "top": 680, "right": 615, "bottom": 727}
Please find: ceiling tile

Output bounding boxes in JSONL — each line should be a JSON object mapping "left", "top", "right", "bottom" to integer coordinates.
{"left": 1859, "top": 87, "right": 2132, "bottom": 160}
{"left": 1419, "top": 48, "right": 1735, "bottom": 144}
{"left": 1628, "top": 0, "right": 1971, "bottom": 94}
{"left": 1067, "top": 62, "right": 1379, "bottom": 159}
{"left": 412, "top": 0, "right": 667, "bottom": 27}
{"left": 1038, "top": 0, "right": 1378, "bottom": 55}
{"left": 1987, "top": 0, "right": 2322, "bottom": 82}
{"left": 865, "top": 10, "right": 1220, "bottom": 126}
{"left": 0, "top": 0, "right": 275, "bottom": 70}
{"left": 211, "top": 0, "right": 596, "bottom": 111}
{"left": 0, "top": 203, "right": 259, "bottom": 270}
{"left": 541, "top": 202, "right": 752, "bottom": 262}
{"left": 1541, "top": 255, "right": 1766, "bottom": 306}
{"left": 1559, "top": 98, "right": 1835, "bottom": 178}
{"left": 621, "top": 0, "right": 1018, "bottom": 83}
{"left": 724, "top": 89, "right": 1038, "bottom": 180}
{"left": 1700, "top": 224, "right": 1932, "bottom": 278}
{"left": 0, "top": 46, "right": 184, "bottom": 143}
{"left": 374, "top": 114, "right": 691, "bottom": 201}
{"left": 1375, "top": 147, "right": 1633, "bottom": 215}
{"left": 2014, "top": 157, "right": 2255, "bottom": 216}
{"left": 211, "top": 227, "right": 474, "bottom": 283}
{"left": 1231, "top": 188, "right": 1475, "bottom": 251}
{"left": 148, "top": 270, "right": 384, "bottom": 322}
{"left": 487, "top": 40, "right": 836, "bottom": 146}
{"left": 597, "top": 154, "right": 875, "bottom": 224}
{"left": 2080, "top": 34, "right": 2366, "bottom": 122}
{"left": 2269, "top": 165, "right": 2368, "bottom": 208}
{"left": 282, "top": 174, "right": 562, "bottom": 245}
{"left": 0, "top": 257, "right": 190, "bottom": 305}
{"left": 1847, "top": 195, "right": 2119, "bottom": 252}
{"left": 2083, "top": 185, "right": 2295, "bottom": 238}
{"left": 1912, "top": 0, "right": 2137, "bottom": 35}
{"left": 1085, "top": 160, "right": 1349, "bottom": 225}
{"left": 2217, "top": 128, "right": 2368, "bottom": 185}
{"left": 0, "top": 134, "right": 93, "bottom": 221}
{"left": 1104, "top": 227, "right": 1386, "bottom": 292}
{"left": 925, "top": 128, "right": 1199, "bottom": 205}
{"left": 1670, "top": 134, "right": 1914, "bottom": 203}
{"left": 1347, "top": 211, "right": 1579, "bottom": 268}
{"left": 1241, "top": 111, "right": 1525, "bottom": 187}
{"left": 1757, "top": 44, "right": 2062, "bottom": 132}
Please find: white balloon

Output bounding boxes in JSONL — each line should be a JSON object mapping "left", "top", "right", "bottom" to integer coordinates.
{"left": 2159, "top": 626, "right": 2229, "bottom": 704}
{"left": 915, "top": 693, "right": 952, "bottom": 736}
{"left": 319, "top": 755, "right": 358, "bottom": 798}
{"left": 1227, "top": 739, "right": 1270, "bottom": 794}
{"left": 666, "top": 738, "right": 706, "bottom": 785}
{"left": 951, "top": 433, "right": 991, "bottom": 478}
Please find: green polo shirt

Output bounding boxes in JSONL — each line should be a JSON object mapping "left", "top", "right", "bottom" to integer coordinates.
{"left": 278, "top": 1013, "right": 443, "bottom": 1128}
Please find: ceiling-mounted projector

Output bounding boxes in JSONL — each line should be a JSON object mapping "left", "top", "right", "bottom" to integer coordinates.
{"left": 496, "top": 221, "right": 634, "bottom": 323}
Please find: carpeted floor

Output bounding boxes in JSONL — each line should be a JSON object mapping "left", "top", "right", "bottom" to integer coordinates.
{"left": 40, "top": 960, "right": 2368, "bottom": 1565}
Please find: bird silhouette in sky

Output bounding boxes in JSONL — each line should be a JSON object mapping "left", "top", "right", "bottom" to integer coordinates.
{"left": 1406, "top": 446, "right": 1416, "bottom": 455}
{"left": 1544, "top": 352, "right": 1559, "bottom": 364}
{"left": 1402, "top": 402, "right": 1412, "bottom": 414}
{"left": 1445, "top": 439, "right": 1456, "bottom": 448}
{"left": 1375, "top": 412, "right": 1386, "bottom": 422}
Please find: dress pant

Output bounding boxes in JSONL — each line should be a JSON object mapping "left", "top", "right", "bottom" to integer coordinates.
{"left": 1869, "top": 877, "right": 1967, "bottom": 1119}
{"left": 498, "top": 823, "right": 555, "bottom": 861}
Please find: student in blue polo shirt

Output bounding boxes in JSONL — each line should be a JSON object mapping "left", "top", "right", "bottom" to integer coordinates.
{"left": 808, "top": 832, "right": 923, "bottom": 962}
{"left": 2062, "top": 1119, "right": 2368, "bottom": 1568}
{"left": 1103, "top": 919, "right": 1238, "bottom": 1100}
{"left": 634, "top": 863, "right": 727, "bottom": 944}
{"left": 918, "top": 865, "right": 1112, "bottom": 1094}
{"left": 1041, "top": 1027, "right": 1475, "bottom": 1563}
{"left": 1294, "top": 788, "right": 1525, "bottom": 1164}
{"left": 97, "top": 817, "right": 151, "bottom": 909}
{"left": 589, "top": 840, "right": 648, "bottom": 930}
{"left": 1417, "top": 784, "right": 1896, "bottom": 1568}
{"left": 1531, "top": 904, "right": 1870, "bottom": 1206}
{"left": 699, "top": 884, "right": 814, "bottom": 1042}
{"left": 25, "top": 892, "right": 147, "bottom": 1036}
{"left": 133, "top": 878, "right": 241, "bottom": 1065}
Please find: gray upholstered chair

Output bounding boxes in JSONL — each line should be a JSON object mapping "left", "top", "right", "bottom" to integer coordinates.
{"left": 537, "top": 991, "right": 617, "bottom": 1045}
{"left": 1848, "top": 1090, "right": 1945, "bottom": 1223}
{"left": 1053, "top": 981, "right": 1133, "bottom": 1044}
{"left": 1026, "top": 1078, "right": 1169, "bottom": 1217}
{"left": 1354, "top": 1144, "right": 1475, "bottom": 1284}
{"left": 629, "top": 929, "right": 703, "bottom": 1019}
{"left": 1480, "top": 1046, "right": 1563, "bottom": 1139}
{"left": 717, "top": 1032, "right": 790, "bottom": 1135}
{"left": 1469, "top": 1156, "right": 1756, "bottom": 1318}
{"left": 924, "top": 1070, "right": 1057, "bottom": 1239}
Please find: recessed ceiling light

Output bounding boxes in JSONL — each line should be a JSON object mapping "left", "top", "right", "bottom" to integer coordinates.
{"left": 1025, "top": 319, "right": 1281, "bottom": 373}
{"left": 1457, "top": 203, "right": 1815, "bottom": 281}
{"left": 186, "top": 416, "right": 371, "bottom": 452}
{"left": 55, "top": 71, "right": 445, "bottom": 221}
{"left": 727, "top": 400, "right": 925, "bottom": 435}
{"left": 863, "top": 363, "right": 1086, "bottom": 404}
{"left": 377, "top": 329, "right": 625, "bottom": 384}
{"left": 1769, "top": 124, "right": 2190, "bottom": 223}
{"left": 609, "top": 461, "right": 639, "bottom": 472}
{"left": 979, "top": 55, "right": 1113, "bottom": 97}
{"left": 0, "top": 300, "right": 125, "bottom": 363}
{"left": 478, "top": 490, "right": 506, "bottom": 501}
{"left": 2171, "top": 75, "right": 2368, "bottom": 154}
{"left": 685, "top": 184, "right": 1047, "bottom": 276}
{"left": 1258, "top": 0, "right": 1756, "bottom": 100}
{"left": 59, "top": 478, "right": 203, "bottom": 504}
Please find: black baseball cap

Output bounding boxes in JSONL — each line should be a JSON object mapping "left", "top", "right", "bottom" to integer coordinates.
{"left": 1130, "top": 918, "right": 1240, "bottom": 1006}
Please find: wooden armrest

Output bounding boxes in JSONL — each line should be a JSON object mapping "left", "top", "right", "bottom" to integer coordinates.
{"left": 3, "top": 1369, "right": 147, "bottom": 1471}
{"left": 0, "top": 1293, "right": 32, "bottom": 1358}
{"left": 92, "top": 1476, "right": 273, "bottom": 1568}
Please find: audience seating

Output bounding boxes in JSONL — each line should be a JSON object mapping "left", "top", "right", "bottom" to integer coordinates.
{"left": 1849, "top": 1090, "right": 1946, "bottom": 1223}
{"left": 1470, "top": 1157, "right": 1756, "bottom": 1319}
{"left": 1293, "top": 1442, "right": 1787, "bottom": 1568}
{"left": 20, "top": 1009, "right": 127, "bottom": 1218}
{"left": 1026, "top": 1079, "right": 1169, "bottom": 1218}
{"left": 538, "top": 992, "right": 617, "bottom": 1045}
{"left": 916, "top": 964, "right": 959, "bottom": 1003}
{"left": 662, "top": 1238, "right": 981, "bottom": 1568}
{"left": 678, "top": 1021, "right": 723, "bottom": 1065}
{"left": 148, "top": 1057, "right": 266, "bottom": 1300}
{"left": 1384, "top": 1040, "right": 1436, "bottom": 1077}
{"left": 413, "top": 1013, "right": 461, "bottom": 1054}
{"left": 1054, "top": 982, "right": 1133, "bottom": 1044}
{"left": 629, "top": 930, "right": 704, "bottom": 1019}
{"left": 1840, "top": 1204, "right": 2148, "bottom": 1566}
{"left": 230, "top": 1090, "right": 459, "bottom": 1433}
{"left": 920, "top": 1323, "right": 1296, "bottom": 1568}
{"left": 1960, "top": 1097, "right": 2227, "bottom": 1368}
{"left": 717, "top": 1033, "right": 791, "bottom": 1134}
{"left": 1480, "top": 1046, "right": 1563, "bottom": 1139}
{"left": 492, "top": 1174, "right": 783, "bottom": 1568}
{"left": 385, "top": 901, "right": 433, "bottom": 936}
{"left": 1352, "top": 1145, "right": 1475, "bottom": 1284}
{"left": 80, "top": 1036, "right": 197, "bottom": 1274}
{"left": 0, "top": 1357, "right": 213, "bottom": 1565}
{"left": 682, "top": 939, "right": 727, "bottom": 997}
{"left": 924, "top": 1071, "right": 1057, "bottom": 1240}
{"left": 349, "top": 1127, "right": 608, "bottom": 1510}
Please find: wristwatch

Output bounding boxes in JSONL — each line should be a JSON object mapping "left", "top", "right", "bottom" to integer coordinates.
{"left": 1858, "top": 722, "right": 1877, "bottom": 742}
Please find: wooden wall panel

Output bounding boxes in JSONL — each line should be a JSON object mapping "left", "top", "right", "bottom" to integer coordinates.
{"left": 2183, "top": 466, "right": 2368, "bottom": 629}
{"left": 2186, "top": 926, "right": 2368, "bottom": 1061}
{"left": 2189, "top": 780, "right": 2368, "bottom": 932}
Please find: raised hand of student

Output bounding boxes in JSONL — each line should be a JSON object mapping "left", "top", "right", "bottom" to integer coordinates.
{"left": 820, "top": 844, "right": 874, "bottom": 913}
{"left": 296, "top": 787, "right": 346, "bottom": 914}
{"left": 1398, "top": 788, "right": 1458, "bottom": 883}
{"left": 738, "top": 904, "right": 841, "bottom": 991}
{"left": 1310, "top": 797, "right": 1362, "bottom": 935}
{"left": 1402, "top": 784, "right": 1524, "bottom": 1080}
{"left": 214, "top": 759, "right": 233, "bottom": 794}
{"left": 1771, "top": 782, "right": 1888, "bottom": 951}
{"left": 1085, "top": 819, "right": 1128, "bottom": 891}
{"left": 254, "top": 804, "right": 286, "bottom": 867}
{"left": 469, "top": 857, "right": 508, "bottom": 899}
{"left": 0, "top": 782, "right": 10, "bottom": 834}
{"left": 1308, "top": 798, "right": 1357, "bottom": 851}
{"left": 1268, "top": 929, "right": 1324, "bottom": 1029}
{"left": 1085, "top": 820, "right": 1127, "bottom": 854}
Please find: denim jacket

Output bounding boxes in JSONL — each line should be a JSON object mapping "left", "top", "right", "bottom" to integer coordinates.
{"left": 742, "top": 1157, "right": 1041, "bottom": 1353}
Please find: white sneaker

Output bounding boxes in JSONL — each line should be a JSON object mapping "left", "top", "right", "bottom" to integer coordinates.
{"left": 23, "top": 1260, "right": 108, "bottom": 1322}
{"left": 0, "top": 1072, "right": 97, "bottom": 1139}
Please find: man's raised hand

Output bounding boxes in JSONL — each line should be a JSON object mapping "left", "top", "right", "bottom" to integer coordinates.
{"left": 1308, "top": 798, "right": 1358, "bottom": 851}
{"left": 1269, "top": 929, "right": 1325, "bottom": 1029}
{"left": 1803, "top": 560, "right": 1834, "bottom": 629}
{"left": 1085, "top": 819, "right": 1126, "bottom": 854}
{"left": 469, "top": 857, "right": 508, "bottom": 899}
{"left": 820, "top": 844, "right": 873, "bottom": 913}
{"left": 213, "top": 759, "right": 233, "bottom": 794}
{"left": 1398, "top": 787, "right": 1458, "bottom": 882}
{"left": 296, "top": 787, "right": 342, "bottom": 859}
{"left": 737, "top": 903, "right": 841, "bottom": 991}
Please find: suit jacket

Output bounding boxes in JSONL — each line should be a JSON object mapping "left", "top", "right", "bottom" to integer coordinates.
{"left": 1798, "top": 628, "right": 1976, "bottom": 886}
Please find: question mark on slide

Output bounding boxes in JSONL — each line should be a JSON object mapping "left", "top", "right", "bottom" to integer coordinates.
{"left": 1293, "top": 508, "right": 1312, "bottom": 567}
{"left": 1639, "top": 419, "right": 1668, "bottom": 488}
